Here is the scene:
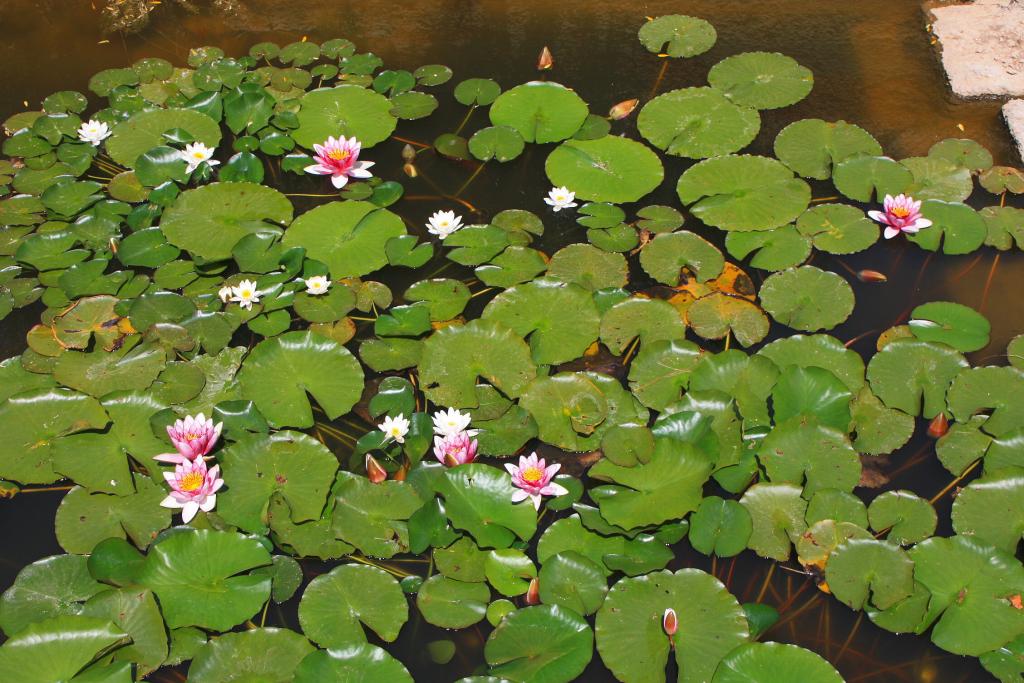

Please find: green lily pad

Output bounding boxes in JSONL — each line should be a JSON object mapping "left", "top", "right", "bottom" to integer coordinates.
{"left": 908, "top": 200, "right": 986, "bottom": 255}
{"left": 454, "top": 78, "right": 502, "bottom": 106}
{"left": 869, "top": 490, "right": 937, "bottom": 546}
{"left": 137, "top": 530, "right": 271, "bottom": 631}
{"left": 640, "top": 231, "right": 723, "bottom": 285}
{"left": 595, "top": 569, "right": 748, "bottom": 683}
{"left": 677, "top": 155, "right": 811, "bottom": 231}
{"left": 688, "top": 496, "right": 753, "bottom": 557}
{"left": 188, "top": 628, "right": 313, "bottom": 683}
{"left": 238, "top": 331, "right": 363, "bottom": 429}
{"left": 947, "top": 366, "right": 1024, "bottom": 437}
{"left": 600, "top": 297, "right": 687, "bottom": 355}
{"left": 331, "top": 473, "right": 423, "bottom": 558}
{"left": 825, "top": 538, "right": 914, "bottom": 610}
{"left": 686, "top": 293, "right": 769, "bottom": 347}
{"left": 951, "top": 468, "right": 1024, "bottom": 553}
{"left": 0, "top": 554, "right": 104, "bottom": 636}
{"left": 418, "top": 319, "right": 537, "bottom": 408}
{"left": 805, "top": 489, "right": 868, "bottom": 527}
{"left": 292, "top": 85, "right": 397, "bottom": 148}
{"left": 437, "top": 464, "right": 538, "bottom": 548}
{"left": 711, "top": 642, "right": 843, "bottom": 683}
{"left": 54, "top": 478, "right": 170, "bottom": 554}
{"left": 294, "top": 644, "right": 412, "bottom": 683}
{"left": 627, "top": 339, "right": 703, "bottom": 410}
{"left": 739, "top": 483, "right": 807, "bottom": 560}
{"left": 908, "top": 301, "right": 990, "bottom": 352}
{"left": 849, "top": 387, "right": 915, "bottom": 455}
{"left": 832, "top": 154, "right": 913, "bottom": 202}
{"left": 909, "top": 535, "right": 1024, "bottom": 656}
{"left": 690, "top": 350, "right": 778, "bottom": 427}
{"left": 724, "top": 226, "right": 812, "bottom": 271}
{"left": 489, "top": 82, "right": 588, "bottom": 144}
{"left": 106, "top": 108, "right": 220, "bottom": 167}
{"left": 771, "top": 365, "right": 852, "bottom": 431}
{"left": 545, "top": 136, "right": 664, "bottom": 204}
{"left": 485, "top": 605, "right": 593, "bottom": 683}
{"left": 0, "top": 388, "right": 109, "bottom": 484}
{"left": 161, "top": 182, "right": 293, "bottom": 261}
{"left": 866, "top": 339, "right": 967, "bottom": 418}
{"left": 758, "top": 417, "right": 860, "bottom": 497}
{"left": 283, "top": 200, "right": 405, "bottom": 278}
{"left": 637, "top": 15, "right": 717, "bottom": 57}
{"left": 902, "top": 156, "right": 973, "bottom": 203}
{"left": 759, "top": 266, "right": 853, "bottom": 332}
{"left": 217, "top": 431, "right": 338, "bottom": 534}
{"left": 0, "top": 615, "right": 129, "bottom": 683}
{"left": 537, "top": 551, "right": 608, "bottom": 616}
{"left": 546, "top": 244, "right": 628, "bottom": 291}
{"left": 929, "top": 138, "right": 993, "bottom": 172}
{"left": 469, "top": 126, "right": 525, "bottom": 162}
{"left": 485, "top": 549, "right": 536, "bottom": 597}
{"left": 637, "top": 88, "right": 759, "bottom": 159}
{"left": 708, "top": 52, "right": 813, "bottom": 109}
{"left": 537, "top": 515, "right": 672, "bottom": 578}
{"left": 417, "top": 575, "right": 490, "bottom": 628}
{"left": 80, "top": 588, "right": 167, "bottom": 675}
{"left": 795, "top": 203, "right": 878, "bottom": 254}
{"left": 773, "top": 119, "right": 882, "bottom": 179}
{"left": 521, "top": 372, "right": 648, "bottom": 452}
{"left": 589, "top": 439, "right": 711, "bottom": 529}
{"left": 298, "top": 563, "right": 407, "bottom": 648}
{"left": 477, "top": 246, "right": 548, "bottom": 289}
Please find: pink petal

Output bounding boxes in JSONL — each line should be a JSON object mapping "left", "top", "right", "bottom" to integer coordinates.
{"left": 883, "top": 226, "right": 900, "bottom": 239}
{"left": 510, "top": 489, "right": 530, "bottom": 503}
{"left": 305, "top": 164, "right": 329, "bottom": 175}
{"left": 331, "top": 174, "right": 349, "bottom": 189}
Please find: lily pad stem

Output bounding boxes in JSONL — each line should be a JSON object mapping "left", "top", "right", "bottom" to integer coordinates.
{"left": 453, "top": 105, "right": 477, "bottom": 136}
{"left": 928, "top": 458, "right": 981, "bottom": 505}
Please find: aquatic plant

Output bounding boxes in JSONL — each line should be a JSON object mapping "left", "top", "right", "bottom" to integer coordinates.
{"left": 0, "top": 15, "right": 1022, "bottom": 683}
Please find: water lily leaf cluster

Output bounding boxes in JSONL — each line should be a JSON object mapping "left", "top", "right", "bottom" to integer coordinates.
{"left": 0, "top": 15, "right": 1022, "bottom": 683}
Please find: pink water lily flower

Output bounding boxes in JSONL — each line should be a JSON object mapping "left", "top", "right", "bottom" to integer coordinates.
{"left": 160, "top": 458, "right": 224, "bottom": 523}
{"left": 304, "top": 136, "right": 375, "bottom": 189}
{"left": 434, "top": 431, "right": 479, "bottom": 467}
{"left": 867, "top": 194, "right": 932, "bottom": 239}
{"left": 154, "top": 413, "right": 223, "bottom": 464}
{"left": 505, "top": 452, "right": 568, "bottom": 510}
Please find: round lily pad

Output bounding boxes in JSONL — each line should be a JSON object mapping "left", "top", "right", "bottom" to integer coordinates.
{"left": 417, "top": 575, "right": 490, "bottom": 629}
{"left": 686, "top": 292, "right": 769, "bottom": 348}
{"left": 485, "top": 605, "right": 593, "bottom": 683}
{"left": 677, "top": 155, "right": 811, "bottom": 231}
{"left": 759, "top": 266, "right": 854, "bottom": 332}
{"left": 537, "top": 551, "right": 608, "bottom": 616}
{"left": 489, "top": 82, "right": 588, "bottom": 144}
{"left": 545, "top": 136, "right": 664, "bottom": 204}
{"left": 298, "top": 563, "right": 407, "bottom": 648}
{"left": 708, "top": 52, "right": 813, "bottom": 110}
{"left": 774, "top": 118, "right": 882, "bottom": 180}
{"left": 637, "top": 15, "right": 717, "bottom": 57}
{"left": 908, "top": 301, "right": 990, "bottom": 352}
{"left": 294, "top": 644, "right": 413, "bottom": 682}
{"left": 832, "top": 154, "right": 913, "bottom": 202}
{"left": 107, "top": 108, "right": 221, "bottom": 167}
{"left": 869, "top": 490, "right": 938, "bottom": 546}
{"left": 293, "top": 85, "right": 397, "bottom": 148}
{"left": 188, "top": 628, "right": 313, "bottom": 683}
{"left": 711, "top": 642, "right": 843, "bottom": 683}
{"left": 794, "top": 203, "right": 878, "bottom": 254}
{"left": 908, "top": 200, "right": 986, "bottom": 256}
{"left": 637, "top": 88, "right": 760, "bottom": 159}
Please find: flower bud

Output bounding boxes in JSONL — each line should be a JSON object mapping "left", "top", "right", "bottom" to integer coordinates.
{"left": 403, "top": 162, "right": 418, "bottom": 178}
{"left": 608, "top": 98, "right": 639, "bottom": 121}
{"left": 662, "top": 608, "right": 678, "bottom": 636}
{"left": 927, "top": 413, "right": 949, "bottom": 439}
{"left": 524, "top": 577, "right": 540, "bottom": 605}
{"left": 401, "top": 144, "right": 416, "bottom": 163}
{"left": 856, "top": 269, "right": 888, "bottom": 283}
{"left": 537, "top": 46, "right": 554, "bottom": 71}
{"left": 365, "top": 454, "right": 387, "bottom": 483}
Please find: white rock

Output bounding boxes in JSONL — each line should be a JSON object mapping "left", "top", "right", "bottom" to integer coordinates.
{"left": 1003, "top": 99, "right": 1024, "bottom": 160}
{"left": 930, "top": 0, "right": 1024, "bottom": 98}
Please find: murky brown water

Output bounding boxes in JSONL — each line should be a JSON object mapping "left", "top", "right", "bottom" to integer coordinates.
{"left": 1, "top": 0, "right": 1019, "bottom": 680}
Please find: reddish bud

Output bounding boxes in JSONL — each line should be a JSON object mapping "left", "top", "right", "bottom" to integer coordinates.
{"left": 662, "top": 608, "right": 678, "bottom": 636}
{"left": 608, "top": 98, "right": 639, "bottom": 121}
{"left": 856, "top": 269, "right": 888, "bottom": 283}
{"left": 402, "top": 162, "right": 418, "bottom": 178}
{"left": 365, "top": 454, "right": 387, "bottom": 483}
{"left": 537, "top": 46, "right": 554, "bottom": 71}
{"left": 927, "top": 413, "right": 949, "bottom": 439}
{"left": 1010, "top": 594, "right": 1023, "bottom": 610}
{"left": 524, "top": 577, "right": 540, "bottom": 605}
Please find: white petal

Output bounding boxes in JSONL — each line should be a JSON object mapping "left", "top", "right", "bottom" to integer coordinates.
{"left": 331, "top": 174, "right": 349, "bottom": 189}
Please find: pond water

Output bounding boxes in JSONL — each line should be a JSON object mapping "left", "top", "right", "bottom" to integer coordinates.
{"left": 0, "top": 0, "right": 1020, "bottom": 681}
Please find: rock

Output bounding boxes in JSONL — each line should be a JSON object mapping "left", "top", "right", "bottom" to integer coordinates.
{"left": 929, "top": 0, "right": 1024, "bottom": 98}
{"left": 1003, "top": 99, "right": 1024, "bottom": 160}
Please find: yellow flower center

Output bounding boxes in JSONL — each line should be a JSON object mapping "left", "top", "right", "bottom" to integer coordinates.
{"left": 185, "top": 432, "right": 200, "bottom": 441}
{"left": 891, "top": 207, "right": 910, "bottom": 218}
{"left": 192, "top": 151, "right": 206, "bottom": 160}
{"left": 389, "top": 427, "right": 403, "bottom": 436}
{"left": 240, "top": 288, "right": 253, "bottom": 298}
{"left": 328, "top": 149, "right": 350, "bottom": 161}
{"left": 179, "top": 471, "right": 204, "bottom": 492}
{"left": 521, "top": 466, "right": 544, "bottom": 483}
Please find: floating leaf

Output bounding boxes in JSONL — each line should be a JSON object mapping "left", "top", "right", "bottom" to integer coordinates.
{"left": 545, "top": 136, "right": 664, "bottom": 204}
{"left": 0, "top": 615, "right": 129, "bottom": 683}
{"left": 689, "top": 496, "right": 753, "bottom": 557}
{"left": 676, "top": 155, "right": 810, "bottom": 231}
{"left": 627, "top": 339, "right": 703, "bottom": 410}
{"left": 759, "top": 266, "right": 853, "bottom": 332}
{"left": 758, "top": 417, "right": 860, "bottom": 498}
{"left": 708, "top": 51, "right": 813, "bottom": 109}
{"left": 928, "top": 138, "right": 993, "bottom": 172}
{"left": 331, "top": 473, "right": 423, "bottom": 558}
{"left": 637, "top": 15, "right": 717, "bottom": 57}
{"left": 869, "top": 490, "right": 937, "bottom": 546}
{"left": 469, "top": 126, "right": 525, "bottom": 163}
{"left": 724, "top": 226, "right": 811, "bottom": 271}
{"left": 908, "top": 301, "right": 990, "bottom": 352}
{"left": 292, "top": 85, "right": 397, "bottom": 148}
{"left": 106, "top": 108, "right": 220, "bottom": 166}
{"left": 537, "top": 551, "right": 608, "bottom": 616}
{"left": 740, "top": 483, "right": 807, "bottom": 561}
{"left": 951, "top": 468, "right": 1024, "bottom": 553}
{"left": 294, "top": 644, "right": 412, "bottom": 682}
{"left": 902, "top": 156, "right": 973, "bottom": 203}
{"left": 832, "top": 154, "right": 913, "bottom": 202}
{"left": 711, "top": 642, "right": 843, "bottom": 683}
{"left": 686, "top": 292, "right": 769, "bottom": 347}
{"left": 600, "top": 297, "right": 687, "bottom": 355}
{"left": 773, "top": 119, "right": 882, "bottom": 179}
{"left": 298, "top": 564, "right": 407, "bottom": 648}
{"left": 866, "top": 339, "right": 967, "bottom": 418}
{"left": 485, "top": 605, "right": 593, "bottom": 683}
{"left": 437, "top": 464, "right": 537, "bottom": 548}
{"left": 0, "top": 554, "right": 104, "bottom": 636}
{"left": 489, "top": 82, "right": 588, "bottom": 144}
{"left": 188, "top": 628, "right": 313, "bottom": 683}
{"left": 283, "top": 200, "right": 405, "bottom": 278}
{"left": 637, "top": 88, "right": 759, "bottom": 159}
{"left": 795, "top": 203, "right": 878, "bottom": 254}
{"left": 595, "top": 569, "right": 748, "bottom": 683}
{"left": 417, "top": 575, "right": 490, "bottom": 628}
{"left": 907, "top": 200, "right": 986, "bottom": 255}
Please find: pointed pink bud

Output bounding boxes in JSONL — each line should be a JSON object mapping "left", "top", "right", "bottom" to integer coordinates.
{"left": 525, "top": 577, "right": 540, "bottom": 605}
{"left": 663, "top": 608, "right": 678, "bottom": 636}
{"left": 856, "top": 269, "right": 888, "bottom": 283}
{"left": 927, "top": 413, "right": 949, "bottom": 439}
{"left": 608, "top": 98, "right": 639, "bottom": 121}
{"left": 537, "top": 46, "right": 554, "bottom": 71}
{"left": 365, "top": 454, "right": 387, "bottom": 484}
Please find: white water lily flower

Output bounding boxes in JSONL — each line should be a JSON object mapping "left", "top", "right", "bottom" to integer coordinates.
{"left": 77, "top": 119, "right": 111, "bottom": 146}
{"left": 217, "top": 286, "right": 233, "bottom": 303}
{"left": 426, "top": 210, "right": 464, "bottom": 239}
{"left": 544, "top": 186, "right": 577, "bottom": 212}
{"left": 303, "top": 275, "right": 331, "bottom": 295}
{"left": 432, "top": 407, "right": 476, "bottom": 437}
{"left": 231, "top": 279, "right": 260, "bottom": 310}
{"left": 379, "top": 414, "right": 411, "bottom": 444}
{"left": 180, "top": 142, "right": 219, "bottom": 173}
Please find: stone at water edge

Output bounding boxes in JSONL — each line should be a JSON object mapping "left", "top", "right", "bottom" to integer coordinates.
{"left": 928, "top": 0, "right": 1024, "bottom": 99}
{"left": 1004, "top": 99, "right": 1024, "bottom": 162}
